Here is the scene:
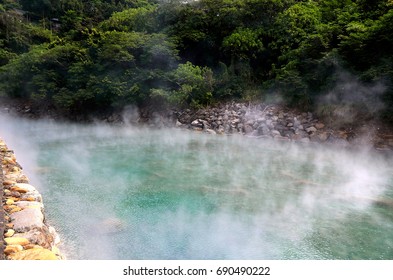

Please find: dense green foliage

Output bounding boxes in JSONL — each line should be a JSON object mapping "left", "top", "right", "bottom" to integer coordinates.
{"left": 0, "top": 0, "right": 392, "bottom": 122}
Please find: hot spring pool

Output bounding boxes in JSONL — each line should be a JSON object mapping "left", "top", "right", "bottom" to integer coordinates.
{"left": 2, "top": 114, "right": 393, "bottom": 259}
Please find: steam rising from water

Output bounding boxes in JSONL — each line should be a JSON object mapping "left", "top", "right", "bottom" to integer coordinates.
{"left": 1, "top": 112, "right": 393, "bottom": 260}
{"left": 316, "top": 69, "right": 387, "bottom": 130}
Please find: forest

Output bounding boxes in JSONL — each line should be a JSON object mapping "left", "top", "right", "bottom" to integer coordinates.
{"left": 0, "top": 0, "right": 392, "bottom": 123}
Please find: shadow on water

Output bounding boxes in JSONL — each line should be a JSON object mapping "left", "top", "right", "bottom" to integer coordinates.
{"left": 1, "top": 113, "right": 393, "bottom": 259}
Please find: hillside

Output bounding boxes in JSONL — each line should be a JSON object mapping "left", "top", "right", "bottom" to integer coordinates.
{"left": 0, "top": 0, "right": 392, "bottom": 126}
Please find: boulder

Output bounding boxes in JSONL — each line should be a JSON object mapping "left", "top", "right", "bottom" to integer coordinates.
{"left": 10, "top": 208, "right": 44, "bottom": 232}
{"left": 8, "top": 248, "right": 59, "bottom": 260}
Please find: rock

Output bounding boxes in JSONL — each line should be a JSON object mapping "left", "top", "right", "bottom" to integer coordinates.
{"left": 49, "top": 226, "right": 61, "bottom": 245}
{"left": 6, "top": 199, "right": 15, "bottom": 205}
{"left": 244, "top": 124, "right": 254, "bottom": 135}
{"left": 24, "top": 244, "right": 43, "bottom": 250}
{"left": 51, "top": 246, "right": 61, "bottom": 256}
{"left": 8, "top": 248, "right": 59, "bottom": 260}
{"left": 271, "top": 130, "right": 281, "bottom": 137}
{"left": 4, "top": 229, "right": 15, "bottom": 237}
{"left": 3, "top": 180, "right": 16, "bottom": 186}
{"left": 14, "top": 227, "right": 54, "bottom": 249}
{"left": 4, "top": 204, "right": 17, "bottom": 211}
{"left": 306, "top": 126, "right": 317, "bottom": 133}
{"left": 257, "top": 124, "right": 270, "bottom": 136}
{"left": 266, "top": 119, "right": 273, "bottom": 127}
{"left": 3, "top": 156, "right": 16, "bottom": 165}
{"left": 291, "top": 134, "right": 303, "bottom": 141}
{"left": 15, "top": 201, "right": 43, "bottom": 209}
{"left": 318, "top": 132, "right": 329, "bottom": 142}
{"left": 12, "top": 183, "right": 39, "bottom": 193}
{"left": 11, "top": 166, "right": 21, "bottom": 172}
{"left": 8, "top": 206, "right": 22, "bottom": 214}
{"left": 274, "top": 135, "right": 290, "bottom": 141}
{"left": 315, "top": 123, "right": 325, "bottom": 129}
{"left": 4, "top": 237, "right": 30, "bottom": 246}
{"left": 5, "top": 223, "right": 14, "bottom": 229}
{"left": 300, "top": 137, "right": 311, "bottom": 143}
{"left": 191, "top": 119, "right": 204, "bottom": 129}
{"left": 21, "top": 196, "right": 36, "bottom": 202}
{"left": 205, "top": 129, "right": 216, "bottom": 135}
{"left": 10, "top": 186, "right": 28, "bottom": 194}
{"left": 217, "top": 125, "right": 225, "bottom": 134}
{"left": 10, "top": 208, "right": 44, "bottom": 232}
{"left": 231, "top": 118, "right": 241, "bottom": 125}
{"left": 7, "top": 196, "right": 19, "bottom": 202}
{"left": 4, "top": 245, "right": 24, "bottom": 255}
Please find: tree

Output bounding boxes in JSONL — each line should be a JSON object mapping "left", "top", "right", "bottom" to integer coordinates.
{"left": 100, "top": 4, "right": 158, "bottom": 33}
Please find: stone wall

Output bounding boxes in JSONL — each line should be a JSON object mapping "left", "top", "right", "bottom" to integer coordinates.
{"left": 0, "top": 137, "right": 63, "bottom": 260}
{"left": 0, "top": 148, "right": 4, "bottom": 260}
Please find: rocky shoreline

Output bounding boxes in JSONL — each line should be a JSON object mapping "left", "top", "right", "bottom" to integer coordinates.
{"left": 1, "top": 98, "right": 393, "bottom": 151}
{"left": 1, "top": 138, "right": 64, "bottom": 260}
{"left": 149, "top": 102, "right": 393, "bottom": 152}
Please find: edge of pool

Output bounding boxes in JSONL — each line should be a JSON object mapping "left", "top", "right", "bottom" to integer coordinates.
{"left": 1, "top": 137, "right": 64, "bottom": 260}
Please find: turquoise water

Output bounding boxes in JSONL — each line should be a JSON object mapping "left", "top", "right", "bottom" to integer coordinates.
{"left": 1, "top": 115, "right": 393, "bottom": 259}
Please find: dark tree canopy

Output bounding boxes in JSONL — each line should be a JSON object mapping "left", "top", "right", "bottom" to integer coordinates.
{"left": 0, "top": 0, "right": 392, "bottom": 122}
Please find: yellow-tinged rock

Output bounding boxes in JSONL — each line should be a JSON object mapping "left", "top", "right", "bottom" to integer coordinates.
{"left": 3, "top": 204, "right": 17, "bottom": 211}
{"left": 22, "top": 197, "right": 36, "bottom": 202}
{"left": 8, "top": 206, "right": 22, "bottom": 214}
{"left": 3, "top": 180, "right": 16, "bottom": 186}
{"left": 51, "top": 246, "right": 61, "bottom": 256}
{"left": 6, "top": 199, "right": 15, "bottom": 205}
{"left": 11, "top": 166, "right": 21, "bottom": 172}
{"left": 9, "top": 248, "right": 59, "bottom": 260}
{"left": 24, "top": 244, "right": 43, "bottom": 250}
{"left": 6, "top": 223, "right": 14, "bottom": 228}
{"left": 10, "top": 186, "right": 28, "bottom": 193}
{"left": 4, "top": 189, "right": 11, "bottom": 195}
{"left": 4, "top": 237, "right": 30, "bottom": 246}
{"left": 3, "top": 156, "right": 16, "bottom": 164}
{"left": 4, "top": 229, "right": 15, "bottom": 237}
{"left": 25, "top": 205, "right": 41, "bottom": 209}
{"left": 4, "top": 245, "right": 24, "bottom": 255}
